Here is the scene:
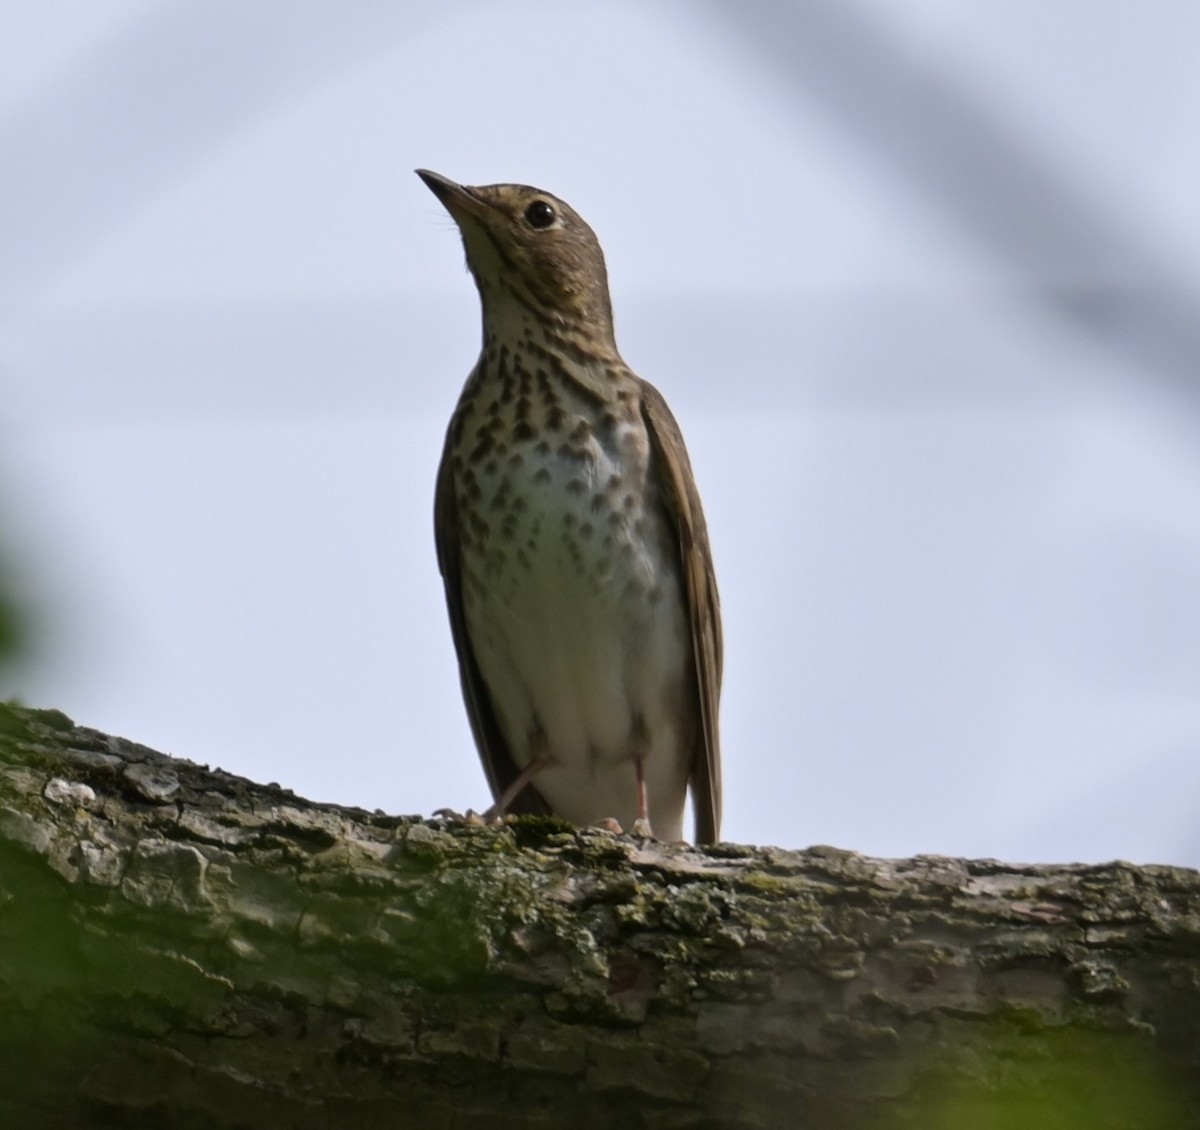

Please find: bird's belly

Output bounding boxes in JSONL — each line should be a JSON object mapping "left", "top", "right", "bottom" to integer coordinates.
{"left": 458, "top": 440, "right": 692, "bottom": 836}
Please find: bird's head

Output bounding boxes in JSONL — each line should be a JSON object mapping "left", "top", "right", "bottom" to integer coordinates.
{"left": 417, "top": 169, "right": 615, "bottom": 349}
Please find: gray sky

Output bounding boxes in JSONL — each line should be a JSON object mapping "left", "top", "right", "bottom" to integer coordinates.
{"left": 3, "top": 0, "right": 1200, "bottom": 864}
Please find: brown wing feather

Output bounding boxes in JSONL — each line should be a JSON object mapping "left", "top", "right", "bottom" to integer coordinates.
{"left": 639, "top": 380, "right": 723, "bottom": 843}
{"left": 433, "top": 414, "right": 552, "bottom": 817}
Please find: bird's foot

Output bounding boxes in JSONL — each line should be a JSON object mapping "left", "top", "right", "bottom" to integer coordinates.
{"left": 433, "top": 807, "right": 488, "bottom": 826}
{"left": 630, "top": 817, "right": 655, "bottom": 840}
{"left": 590, "top": 816, "right": 656, "bottom": 843}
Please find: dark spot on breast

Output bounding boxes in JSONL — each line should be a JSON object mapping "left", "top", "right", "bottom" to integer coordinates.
{"left": 563, "top": 513, "right": 576, "bottom": 529}
{"left": 590, "top": 493, "right": 607, "bottom": 513}
{"left": 463, "top": 566, "right": 485, "bottom": 600}
{"left": 513, "top": 420, "right": 535, "bottom": 443}
{"left": 566, "top": 479, "right": 586, "bottom": 495}
{"left": 533, "top": 467, "right": 551, "bottom": 485}
{"left": 547, "top": 405, "right": 566, "bottom": 431}
{"left": 578, "top": 522, "right": 594, "bottom": 541}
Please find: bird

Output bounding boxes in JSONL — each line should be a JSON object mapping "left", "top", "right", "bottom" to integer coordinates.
{"left": 417, "top": 169, "right": 722, "bottom": 844}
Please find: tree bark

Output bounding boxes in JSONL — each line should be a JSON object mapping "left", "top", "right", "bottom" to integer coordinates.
{"left": 0, "top": 701, "right": 1198, "bottom": 1129}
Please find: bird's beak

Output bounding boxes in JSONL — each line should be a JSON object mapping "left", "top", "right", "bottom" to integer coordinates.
{"left": 416, "top": 169, "right": 489, "bottom": 224}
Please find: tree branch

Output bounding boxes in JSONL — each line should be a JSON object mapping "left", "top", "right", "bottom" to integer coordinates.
{"left": 1, "top": 702, "right": 1197, "bottom": 1128}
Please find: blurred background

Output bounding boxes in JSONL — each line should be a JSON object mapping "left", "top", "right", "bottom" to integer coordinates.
{"left": 2, "top": 0, "right": 1199, "bottom": 864}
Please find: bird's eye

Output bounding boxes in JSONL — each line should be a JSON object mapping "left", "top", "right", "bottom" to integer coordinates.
{"left": 524, "top": 200, "right": 557, "bottom": 229}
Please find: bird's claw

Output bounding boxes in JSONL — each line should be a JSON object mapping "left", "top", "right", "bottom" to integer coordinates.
{"left": 432, "top": 807, "right": 488, "bottom": 826}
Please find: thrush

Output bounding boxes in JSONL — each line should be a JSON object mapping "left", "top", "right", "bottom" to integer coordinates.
{"left": 418, "top": 169, "right": 722, "bottom": 844}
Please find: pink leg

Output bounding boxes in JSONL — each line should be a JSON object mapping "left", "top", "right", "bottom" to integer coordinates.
{"left": 483, "top": 756, "right": 549, "bottom": 822}
{"left": 630, "top": 752, "right": 653, "bottom": 839}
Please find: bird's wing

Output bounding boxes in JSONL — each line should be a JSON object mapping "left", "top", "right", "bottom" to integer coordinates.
{"left": 639, "top": 380, "right": 723, "bottom": 843}
{"left": 433, "top": 416, "right": 552, "bottom": 817}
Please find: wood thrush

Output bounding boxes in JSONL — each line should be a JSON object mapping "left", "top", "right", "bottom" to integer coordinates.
{"left": 418, "top": 169, "right": 722, "bottom": 843}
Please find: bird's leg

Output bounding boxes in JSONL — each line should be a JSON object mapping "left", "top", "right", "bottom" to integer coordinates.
{"left": 629, "top": 751, "right": 654, "bottom": 839}
{"left": 626, "top": 713, "right": 655, "bottom": 839}
{"left": 482, "top": 755, "right": 549, "bottom": 823}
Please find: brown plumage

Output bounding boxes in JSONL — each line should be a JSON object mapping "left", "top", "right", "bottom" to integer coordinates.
{"left": 418, "top": 169, "right": 721, "bottom": 843}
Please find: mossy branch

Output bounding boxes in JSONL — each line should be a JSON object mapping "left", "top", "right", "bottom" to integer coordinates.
{"left": 1, "top": 702, "right": 1198, "bottom": 1129}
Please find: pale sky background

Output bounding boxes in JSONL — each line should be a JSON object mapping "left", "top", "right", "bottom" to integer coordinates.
{"left": 2, "top": 1, "right": 1199, "bottom": 864}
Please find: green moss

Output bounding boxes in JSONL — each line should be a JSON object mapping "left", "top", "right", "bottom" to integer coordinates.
{"left": 505, "top": 814, "right": 576, "bottom": 848}
{"left": 876, "top": 1026, "right": 1194, "bottom": 1130}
